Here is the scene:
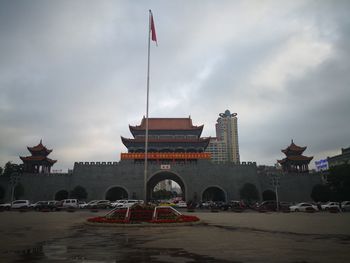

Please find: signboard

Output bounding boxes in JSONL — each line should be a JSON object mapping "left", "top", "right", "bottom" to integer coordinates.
{"left": 315, "top": 159, "right": 328, "bottom": 171}
{"left": 160, "top": 164, "right": 171, "bottom": 170}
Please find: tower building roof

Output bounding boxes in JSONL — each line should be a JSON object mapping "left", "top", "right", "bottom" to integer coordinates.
{"left": 130, "top": 117, "right": 203, "bottom": 131}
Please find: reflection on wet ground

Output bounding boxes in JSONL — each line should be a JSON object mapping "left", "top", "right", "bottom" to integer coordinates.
{"left": 4, "top": 225, "right": 234, "bottom": 263}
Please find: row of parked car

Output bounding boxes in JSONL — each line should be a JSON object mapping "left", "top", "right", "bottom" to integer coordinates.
{"left": 248, "top": 200, "right": 350, "bottom": 212}
{"left": 0, "top": 199, "right": 146, "bottom": 211}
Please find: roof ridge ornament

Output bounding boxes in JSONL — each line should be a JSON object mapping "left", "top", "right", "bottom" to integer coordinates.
{"left": 219, "top": 109, "right": 237, "bottom": 118}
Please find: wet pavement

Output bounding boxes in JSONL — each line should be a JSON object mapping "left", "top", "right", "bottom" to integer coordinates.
{"left": 3, "top": 224, "right": 233, "bottom": 263}
{"left": 1, "top": 210, "right": 350, "bottom": 262}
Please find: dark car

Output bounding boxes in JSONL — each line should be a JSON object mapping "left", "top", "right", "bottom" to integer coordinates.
{"left": 33, "top": 201, "right": 60, "bottom": 211}
{"left": 256, "top": 200, "right": 278, "bottom": 211}
{"left": 88, "top": 200, "right": 112, "bottom": 209}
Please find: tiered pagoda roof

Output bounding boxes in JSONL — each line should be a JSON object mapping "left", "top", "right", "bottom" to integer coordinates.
{"left": 121, "top": 117, "right": 211, "bottom": 161}
{"left": 277, "top": 140, "right": 313, "bottom": 173}
{"left": 129, "top": 117, "right": 204, "bottom": 137}
{"left": 26, "top": 140, "right": 53, "bottom": 156}
{"left": 20, "top": 140, "right": 57, "bottom": 173}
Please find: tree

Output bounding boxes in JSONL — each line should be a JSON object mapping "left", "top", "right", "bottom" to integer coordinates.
{"left": 55, "top": 190, "right": 69, "bottom": 201}
{"left": 311, "top": 184, "right": 331, "bottom": 202}
{"left": 3, "top": 162, "right": 22, "bottom": 177}
{"left": 327, "top": 163, "right": 350, "bottom": 201}
{"left": 70, "top": 186, "right": 88, "bottom": 200}
{"left": 239, "top": 183, "right": 259, "bottom": 203}
{"left": 0, "top": 166, "right": 3, "bottom": 176}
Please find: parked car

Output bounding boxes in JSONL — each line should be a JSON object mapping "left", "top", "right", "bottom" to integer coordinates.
{"left": 83, "top": 200, "right": 98, "bottom": 209}
{"left": 11, "top": 200, "right": 30, "bottom": 209}
{"left": 0, "top": 202, "right": 11, "bottom": 210}
{"left": 321, "top": 202, "right": 340, "bottom": 211}
{"left": 30, "top": 201, "right": 48, "bottom": 210}
{"left": 31, "top": 201, "right": 60, "bottom": 211}
{"left": 114, "top": 200, "right": 143, "bottom": 209}
{"left": 78, "top": 201, "right": 88, "bottom": 209}
{"left": 341, "top": 201, "right": 350, "bottom": 212}
{"left": 289, "top": 202, "right": 318, "bottom": 212}
{"left": 111, "top": 200, "right": 124, "bottom": 208}
{"left": 59, "top": 199, "right": 79, "bottom": 208}
{"left": 159, "top": 201, "right": 176, "bottom": 207}
{"left": 256, "top": 200, "right": 278, "bottom": 211}
{"left": 175, "top": 201, "right": 187, "bottom": 208}
{"left": 87, "top": 200, "right": 112, "bottom": 209}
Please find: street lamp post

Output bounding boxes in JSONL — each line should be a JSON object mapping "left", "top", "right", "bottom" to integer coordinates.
{"left": 10, "top": 172, "right": 20, "bottom": 202}
{"left": 271, "top": 174, "right": 280, "bottom": 211}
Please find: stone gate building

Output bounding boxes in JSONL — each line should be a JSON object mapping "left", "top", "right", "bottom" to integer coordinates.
{"left": 0, "top": 117, "right": 322, "bottom": 203}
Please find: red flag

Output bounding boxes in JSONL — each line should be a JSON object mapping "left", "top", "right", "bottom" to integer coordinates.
{"left": 150, "top": 11, "right": 157, "bottom": 45}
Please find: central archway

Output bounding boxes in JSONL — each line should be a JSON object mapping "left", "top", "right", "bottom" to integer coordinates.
{"left": 202, "top": 186, "right": 227, "bottom": 202}
{"left": 105, "top": 186, "right": 129, "bottom": 201}
{"left": 147, "top": 171, "right": 186, "bottom": 201}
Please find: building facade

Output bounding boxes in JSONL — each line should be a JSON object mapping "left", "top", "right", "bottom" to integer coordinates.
{"left": 0, "top": 116, "right": 323, "bottom": 203}
{"left": 206, "top": 110, "right": 240, "bottom": 164}
{"left": 327, "top": 147, "right": 350, "bottom": 167}
{"left": 206, "top": 137, "right": 228, "bottom": 163}
{"left": 277, "top": 140, "right": 313, "bottom": 173}
{"left": 20, "top": 140, "right": 57, "bottom": 174}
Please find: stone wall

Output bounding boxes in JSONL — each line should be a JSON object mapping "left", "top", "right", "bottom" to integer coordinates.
{"left": 0, "top": 160, "right": 323, "bottom": 203}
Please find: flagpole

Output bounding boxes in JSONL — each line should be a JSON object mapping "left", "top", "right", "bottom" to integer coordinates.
{"left": 144, "top": 10, "right": 152, "bottom": 203}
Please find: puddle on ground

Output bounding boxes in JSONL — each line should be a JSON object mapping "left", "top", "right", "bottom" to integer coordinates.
{"left": 3, "top": 225, "right": 236, "bottom": 263}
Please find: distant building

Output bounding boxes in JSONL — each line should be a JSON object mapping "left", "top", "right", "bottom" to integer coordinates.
{"left": 19, "top": 140, "right": 57, "bottom": 174}
{"left": 277, "top": 140, "right": 313, "bottom": 173}
{"left": 154, "top": 180, "right": 172, "bottom": 192}
{"left": 327, "top": 147, "right": 350, "bottom": 167}
{"left": 206, "top": 137, "right": 228, "bottom": 163}
{"left": 121, "top": 116, "right": 211, "bottom": 164}
{"left": 206, "top": 110, "right": 240, "bottom": 164}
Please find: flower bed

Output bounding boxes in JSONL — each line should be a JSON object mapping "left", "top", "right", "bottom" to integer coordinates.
{"left": 87, "top": 204, "right": 200, "bottom": 225}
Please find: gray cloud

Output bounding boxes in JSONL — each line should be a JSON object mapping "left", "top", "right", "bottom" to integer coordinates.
{"left": 0, "top": 0, "right": 349, "bottom": 171}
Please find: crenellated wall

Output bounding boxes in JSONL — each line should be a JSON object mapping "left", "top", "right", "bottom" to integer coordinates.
{"left": 0, "top": 160, "right": 322, "bottom": 203}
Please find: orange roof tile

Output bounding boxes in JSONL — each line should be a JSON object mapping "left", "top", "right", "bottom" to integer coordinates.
{"left": 130, "top": 117, "right": 203, "bottom": 130}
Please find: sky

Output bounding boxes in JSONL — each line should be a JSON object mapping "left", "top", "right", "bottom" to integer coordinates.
{"left": 0, "top": 0, "right": 349, "bottom": 172}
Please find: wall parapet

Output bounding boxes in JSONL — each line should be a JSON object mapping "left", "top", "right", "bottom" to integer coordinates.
{"left": 74, "top": 161, "right": 119, "bottom": 166}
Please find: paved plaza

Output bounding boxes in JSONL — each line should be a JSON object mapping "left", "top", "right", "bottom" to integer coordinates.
{"left": 0, "top": 210, "right": 350, "bottom": 262}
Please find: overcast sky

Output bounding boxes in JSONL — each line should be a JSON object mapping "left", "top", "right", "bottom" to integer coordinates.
{"left": 1, "top": 0, "right": 349, "bottom": 172}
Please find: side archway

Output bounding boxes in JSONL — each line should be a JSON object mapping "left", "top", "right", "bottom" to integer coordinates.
{"left": 202, "top": 186, "right": 227, "bottom": 202}
{"left": 262, "top": 189, "right": 276, "bottom": 201}
{"left": 147, "top": 171, "right": 186, "bottom": 201}
{"left": 105, "top": 186, "right": 129, "bottom": 201}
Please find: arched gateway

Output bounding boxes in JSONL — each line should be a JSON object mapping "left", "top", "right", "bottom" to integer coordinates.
{"left": 147, "top": 171, "right": 186, "bottom": 201}
{"left": 11, "top": 116, "right": 322, "bottom": 203}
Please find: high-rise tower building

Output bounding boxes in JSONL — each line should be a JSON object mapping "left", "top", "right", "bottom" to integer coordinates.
{"left": 207, "top": 110, "right": 240, "bottom": 164}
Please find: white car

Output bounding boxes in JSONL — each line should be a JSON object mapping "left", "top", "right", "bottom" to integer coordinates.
{"left": 289, "top": 202, "right": 318, "bottom": 212}
{"left": 321, "top": 202, "right": 340, "bottom": 211}
{"left": 341, "top": 201, "right": 350, "bottom": 212}
{"left": 0, "top": 203, "right": 11, "bottom": 210}
{"left": 78, "top": 201, "right": 88, "bottom": 208}
{"left": 114, "top": 200, "right": 143, "bottom": 208}
{"left": 11, "top": 200, "right": 31, "bottom": 209}
{"left": 60, "top": 199, "right": 79, "bottom": 208}
{"left": 176, "top": 201, "right": 187, "bottom": 208}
